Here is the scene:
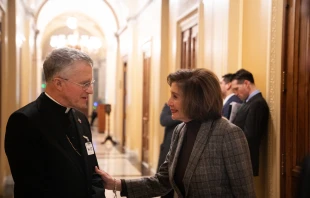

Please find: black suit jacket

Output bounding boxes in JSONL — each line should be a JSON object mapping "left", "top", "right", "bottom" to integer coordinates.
{"left": 222, "top": 95, "right": 242, "bottom": 119}
{"left": 5, "top": 93, "right": 105, "bottom": 198}
{"left": 232, "top": 93, "right": 269, "bottom": 176}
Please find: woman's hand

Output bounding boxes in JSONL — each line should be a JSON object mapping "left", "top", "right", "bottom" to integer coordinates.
{"left": 95, "top": 166, "right": 121, "bottom": 191}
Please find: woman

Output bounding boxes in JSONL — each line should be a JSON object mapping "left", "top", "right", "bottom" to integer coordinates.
{"left": 158, "top": 103, "right": 181, "bottom": 198}
{"left": 95, "top": 68, "right": 256, "bottom": 197}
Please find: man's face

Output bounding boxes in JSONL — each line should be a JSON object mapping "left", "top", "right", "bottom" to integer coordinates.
{"left": 231, "top": 79, "right": 249, "bottom": 101}
{"left": 220, "top": 78, "right": 229, "bottom": 98}
{"left": 59, "top": 61, "right": 94, "bottom": 110}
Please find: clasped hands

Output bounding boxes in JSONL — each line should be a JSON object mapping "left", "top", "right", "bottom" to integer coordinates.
{"left": 95, "top": 166, "right": 122, "bottom": 191}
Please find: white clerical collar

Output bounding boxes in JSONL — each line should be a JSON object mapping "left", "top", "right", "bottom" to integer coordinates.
{"left": 44, "top": 92, "right": 71, "bottom": 113}
{"left": 223, "top": 93, "right": 235, "bottom": 105}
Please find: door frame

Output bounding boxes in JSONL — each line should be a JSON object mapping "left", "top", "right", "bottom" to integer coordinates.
{"left": 141, "top": 40, "right": 152, "bottom": 168}
{"left": 122, "top": 55, "right": 128, "bottom": 153}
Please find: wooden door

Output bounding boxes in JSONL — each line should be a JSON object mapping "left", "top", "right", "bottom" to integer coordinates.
{"left": 281, "top": 0, "right": 310, "bottom": 197}
{"left": 142, "top": 51, "right": 151, "bottom": 166}
{"left": 122, "top": 60, "right": 127, "bottom": 152}
{"left": 0, "top": 11, "right": 2, "bottom": 130}
{"left": 181, "top": 24, "right": 198, "bottom": 69}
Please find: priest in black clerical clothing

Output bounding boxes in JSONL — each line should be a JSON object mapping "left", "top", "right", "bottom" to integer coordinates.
{"left": 5, "top": 48, "right": 105, "bottom": 198}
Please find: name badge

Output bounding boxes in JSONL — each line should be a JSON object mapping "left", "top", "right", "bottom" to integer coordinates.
{"left": 85, "top": 142, "right": 94, "bottom": 155}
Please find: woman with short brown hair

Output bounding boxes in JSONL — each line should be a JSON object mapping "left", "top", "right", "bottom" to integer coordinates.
{"left": 167, "top": 68, "right": 223, "bottom": 122}
{"left": 96, "top": 68, "right": 256, "bottom": 198}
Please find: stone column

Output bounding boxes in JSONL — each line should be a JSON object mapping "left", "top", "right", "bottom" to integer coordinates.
{"left": 0, "top": 0, "right": 19, "bottom": 195}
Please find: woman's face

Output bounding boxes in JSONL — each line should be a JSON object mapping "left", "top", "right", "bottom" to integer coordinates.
{"left": 167, "top": 82, "right": 191, "bottom": 122}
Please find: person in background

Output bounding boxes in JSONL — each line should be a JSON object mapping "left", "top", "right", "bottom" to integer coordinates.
{"left": 90, "top": 98, "right": 102, "bottom": 127}
{"left": 95, "top": 68, "right": 256, "bottom": 198}
{"left": 157, "top": 103, "right": 181, "bottom": 198}
{"left": 297, "top": 155, "right": 310, "bottom": 198}
{"left": 231, "top": 69, "right": 269, "bottom": 176}
{"left": 5, "top": 47, "right": 105, "bottom": 198}
{"left": 220, "top": 73, "right": 242, "bottom": 119}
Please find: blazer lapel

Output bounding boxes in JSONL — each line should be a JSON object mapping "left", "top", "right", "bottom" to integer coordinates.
{"left": 182, "top": 120, "right": 214, "bottom": 196}
{"left": 169, "top": 124, "right": 186, "bottom": 196}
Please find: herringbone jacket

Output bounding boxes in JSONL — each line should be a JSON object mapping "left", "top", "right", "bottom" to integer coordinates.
{"left": 123, "top": 118, "right": 256, "bottom": 198}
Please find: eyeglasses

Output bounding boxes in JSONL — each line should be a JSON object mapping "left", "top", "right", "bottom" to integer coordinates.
{"left": 59, "top": 77, "right": 95, "bottom": 90}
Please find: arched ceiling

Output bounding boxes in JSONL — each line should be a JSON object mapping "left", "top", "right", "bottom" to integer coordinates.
{"left": 27, "top": 0, "right": 130, "bottom": 58}
{"left": 40, "top": 13, "right": 107, "bottom": 59}
{"left": 31, "top": 0, "right": 129, "bottom": 29}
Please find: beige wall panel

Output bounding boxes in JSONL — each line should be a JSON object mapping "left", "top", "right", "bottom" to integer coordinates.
{"left": 0, "top": 0, "right": 20, "bottom": 194}
{"left": 242, "top": 0, "right": 271, "bottom": 197}
{"left": 119, "top": 0, "right": 163, "bottom": 167}
{"left": 118, "top": 27, "right": 133, "bottom": 150}
{"left": 227, "top": 0, "right": 243, "bottom": 73}
{"left": 242, "top": 0, "right": 270, "bottom": 95}
{"left": 137, "top": 0, "right": 162, "bottom": 168}
{"left": 265, "top": 0, "right": 283, "bottom": 197}
{"left": 21, "top": 19, "right": 33, "bottom": 107}
{"left": 203, "top": 0, "right": 230, "bottom": 77}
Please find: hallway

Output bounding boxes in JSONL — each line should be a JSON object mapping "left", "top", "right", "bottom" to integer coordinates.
{"left": 2, "top": 126, "right": 154, "bottom": 198}
{"left": 92, "top": 128, "right": 154, "bottom": 198}
{"left": 1, "top": 0, "right": 309, "bottom": 197}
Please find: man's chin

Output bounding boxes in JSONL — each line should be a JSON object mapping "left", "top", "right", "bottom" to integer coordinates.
{"left": 74, "top": 104, "right": 88, "bottom": 112}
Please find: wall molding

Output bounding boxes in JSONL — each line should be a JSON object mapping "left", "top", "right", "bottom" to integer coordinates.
{"left": 267, "top": 0, "right": 283, "bottom": 197}
{"left": 116, "top": 0, "right": 154, "bottom": 37}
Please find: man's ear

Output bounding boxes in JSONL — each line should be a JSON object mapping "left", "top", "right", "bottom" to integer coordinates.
{"left": 227, "top": 82, "right": 232, "bottom": 90}
{"left": 244, "top": 80, "right": 251, "bottom": 87}
{"left": 53, "top": 78, "right": 63, "bottom": 90}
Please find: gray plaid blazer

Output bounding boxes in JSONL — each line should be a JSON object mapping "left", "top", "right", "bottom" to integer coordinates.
{"left": 124, "top": 118, "right": 256, "bottom": 198}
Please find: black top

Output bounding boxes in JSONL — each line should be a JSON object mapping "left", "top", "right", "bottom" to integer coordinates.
{"left": 120, "top": 120, "right": 201, "bottom": 197}
{"left": 174, "top": 120, "right": 201, "bottom": 196}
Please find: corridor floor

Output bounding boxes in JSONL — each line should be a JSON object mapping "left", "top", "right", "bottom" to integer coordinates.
{"left": 2, "top": 127, "right": 154, "bottom": 198}
{"left": 92, "top": 128, "right": 152, "bottom": 198}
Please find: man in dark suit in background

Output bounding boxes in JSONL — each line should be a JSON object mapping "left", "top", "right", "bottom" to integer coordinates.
{"left": 157, "top": 103, "right": 181, "bottom": 198}
{"left": 5, "top": 48, "right": 105, "bottom": 198}
{"left": 220, "top": 73, "right": 242, "bottom": 119}
{"left": 231, "top": 69, "right": 269, "bottom": 176}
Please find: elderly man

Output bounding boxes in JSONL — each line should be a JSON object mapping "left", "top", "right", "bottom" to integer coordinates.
{"left": 5, "top": 48, "right": 105, "bottom": 198}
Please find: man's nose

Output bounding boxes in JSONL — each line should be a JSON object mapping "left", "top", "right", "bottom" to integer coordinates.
{"left": 86, "top": 86, "right": 94, "bottom": 94}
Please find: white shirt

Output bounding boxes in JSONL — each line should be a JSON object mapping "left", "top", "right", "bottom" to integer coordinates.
{"left": 223, "top": 93, "right": 235, "bottom": 105}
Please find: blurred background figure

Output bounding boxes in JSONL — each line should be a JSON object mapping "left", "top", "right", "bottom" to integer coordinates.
{"left": 157, "top": 103, "right": 181, "bottom": 198}
{"left": 90, "top": 98, "right": 102, "bottom": 127}
{"left": 297, "top": 155, "right": 310, "bottom": 198}
{"left": 231, "top": 69, "right": 269, "bottom": 176}
{"left": 220, "top": 73, "right": 242, "bottom": 119}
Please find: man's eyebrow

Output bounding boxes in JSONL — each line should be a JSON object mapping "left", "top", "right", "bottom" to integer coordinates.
{"left": 80, "top": 79, "right": 92, "bottom": 84}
